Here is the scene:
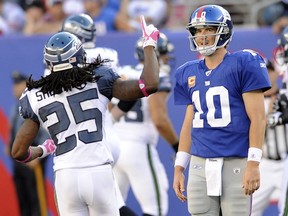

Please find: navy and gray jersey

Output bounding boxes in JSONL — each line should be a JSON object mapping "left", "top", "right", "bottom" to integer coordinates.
{"left": 19, "top": 66, "right": 120, "bottom": 171}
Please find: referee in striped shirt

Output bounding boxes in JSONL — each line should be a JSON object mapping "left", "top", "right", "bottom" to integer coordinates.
{"left": 252, "top": 60, "right": 288, "bottom": 216}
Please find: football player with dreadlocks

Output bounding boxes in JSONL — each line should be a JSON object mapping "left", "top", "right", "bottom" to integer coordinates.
{"left": 267, "top": 26, "right": 288, "bottom": 216}
{"left": 110, "top": 32, "right": 179, "bottom": 216}
{"left": 11, "top": 15, "right": 160, "bottom": 216}
{"left": 60, "top": 13, "right": 137, "bottom": 216}
{"left": 172, "top": 5, "right": 271, "bottom": 216}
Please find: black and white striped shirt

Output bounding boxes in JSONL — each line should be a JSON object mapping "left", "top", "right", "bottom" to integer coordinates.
{"left": 264, "top": 98, "right": 288, "bottom": 160}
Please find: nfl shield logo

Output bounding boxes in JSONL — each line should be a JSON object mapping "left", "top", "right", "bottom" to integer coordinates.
{"left": 188, "top": 76, "right": 196, "bottom": 88}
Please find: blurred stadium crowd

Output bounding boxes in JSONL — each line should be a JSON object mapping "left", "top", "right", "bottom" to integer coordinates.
{"left": 1, "top": 1, "right": 288, "bottom": 216}
{"left": 0, "top": 0, "right": 287, "bottom": 36}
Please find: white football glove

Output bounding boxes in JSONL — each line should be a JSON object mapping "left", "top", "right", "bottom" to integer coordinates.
{"left": 267, "top": 111, "right": 282, "bottom": 127}
{"left": 140, "top": 15, "right": 160, "bottom": 48}
{"left": 38, "top": 139, "right": 56, "bottom": 158}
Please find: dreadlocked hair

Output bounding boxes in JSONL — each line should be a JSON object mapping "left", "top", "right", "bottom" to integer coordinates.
{"left": 27, "top": 56, "right": 108, "bottom": 95}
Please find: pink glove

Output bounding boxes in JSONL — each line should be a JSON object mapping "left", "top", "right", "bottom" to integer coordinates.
{"left": 38, "top": 139, "right": 56, "bottom": 158}
{"left": 140, "top": 15, "right": 160, "bottom": 48}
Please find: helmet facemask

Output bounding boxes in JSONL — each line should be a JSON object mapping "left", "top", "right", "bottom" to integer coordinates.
{"left": 187, "top": 22, "right": 231, "bottom": 56}
{"left": 44, "top": 32, "right": 87, "bottom": 72}
{"left": 186, "top": 5, "right": 233, "bottom": 56}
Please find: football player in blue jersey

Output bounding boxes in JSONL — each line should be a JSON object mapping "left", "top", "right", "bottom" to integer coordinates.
{"left": 11, "top": 16, "right": 160, "bottom": 216}
{"left": 172, "top": 5, "right": 271, "bottom": 216}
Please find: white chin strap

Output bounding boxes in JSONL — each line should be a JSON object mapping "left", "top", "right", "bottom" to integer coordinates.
{"left": 53, "top": 63, "right": 73, "bottom": 72}
{"left": 191, "top": 31, "right": 222, "bottom": 56}
{"left": 198, "top": 46, "right": 217, "bottom": 56}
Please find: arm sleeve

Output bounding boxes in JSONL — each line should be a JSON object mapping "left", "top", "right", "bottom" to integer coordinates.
{"left": 19, "top": 94, "right": 39, "bottom": 123}
{"left": 174, "top": 69, "right": 191, "bottom": 105}
{"left": 241, "top": 52, "right": 271, "bottom": 93}
{"left": 96, "top": 66, "right": 120, "bottom": 100}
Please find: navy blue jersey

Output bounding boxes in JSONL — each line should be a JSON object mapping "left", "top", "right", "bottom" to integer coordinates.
{"left": 174, "top": 50, "right": 271, "bottom": 158}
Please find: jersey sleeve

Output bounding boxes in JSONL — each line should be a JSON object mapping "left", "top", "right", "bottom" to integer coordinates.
{"left": 173, "top": 65, "right": 192, "bottom": 105}
{"left": 240, "top": 50, "right": 271, "bottom": 93}
{"left": 95, "top": 66, "right": 120, "bottom": 100}
{"left": 19, "top": 94, "right": 40, "bottom": 123}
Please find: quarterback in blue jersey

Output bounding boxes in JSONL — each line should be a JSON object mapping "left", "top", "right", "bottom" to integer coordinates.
{"left": 11, "top": 16, "right": 160, "bottom": 216}
{"left": 172, "top": 5, "right": 271, "bottom": 216}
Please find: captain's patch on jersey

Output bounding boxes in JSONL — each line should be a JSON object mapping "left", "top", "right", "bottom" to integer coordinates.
{"left": 188, "top": 76, "right": 196, "bottom": 88}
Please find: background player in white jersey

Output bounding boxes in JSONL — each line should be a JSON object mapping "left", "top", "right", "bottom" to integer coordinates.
{"left": 111, "top": 32, "right": 179, "bottom": 216}
{"left": 61, "top": 13, "right": 137, "bottom": 216}
{"left": 61, "top": 13, "right": 119, "bottom": 70}
{"left": 11, "top": 15, "right": 161, "bottom": 216}
{"left": 267, "top": 26, "right": 288, "bottom": 216}
{"left": 43, "top": 12, "right": 120, "bottom": 77}
{"left": 172, "top": 5, "right": 271, "bottom": 216}
{"left": 252, "top": 60, "right": 288, "bottom": 216}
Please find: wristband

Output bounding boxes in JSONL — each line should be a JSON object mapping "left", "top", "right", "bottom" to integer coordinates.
{"left": 16, "top": 148, "right": 32, "bottom": 163}
{"left": 138, "top": 79, "right": 149, "bottom": 97}
{"left": 38, "top": 145, "right": 47, "bottom": 159}
{"left": 247, "top": 147, "right": 262, "bottom": 162}
{"left": 174, "top": 151, "right": 191, "bottom": 169}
